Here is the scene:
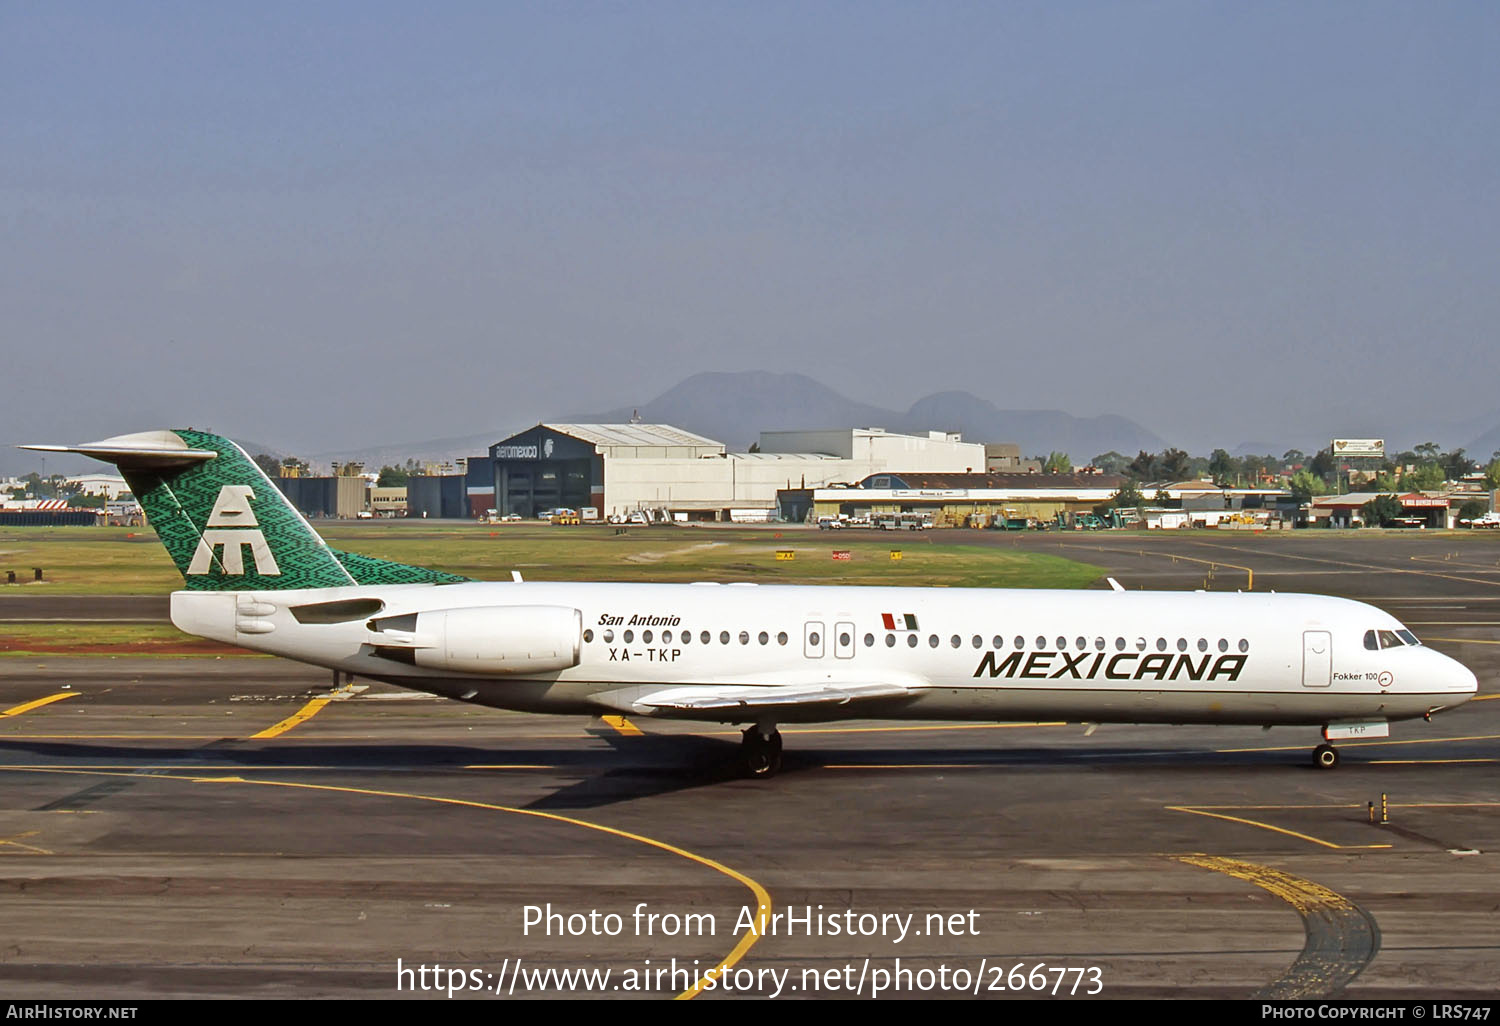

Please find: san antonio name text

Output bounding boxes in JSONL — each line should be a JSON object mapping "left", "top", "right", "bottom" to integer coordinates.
{"left": 974, "top": 650, "right": 1247, "bottom": 682}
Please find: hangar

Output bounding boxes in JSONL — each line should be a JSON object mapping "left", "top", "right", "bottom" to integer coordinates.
{"left": 485, "top": 424, "right": 987, "bottom": 521}
{"left": 802, "top": 471, "right": 1127, "bottom": 527}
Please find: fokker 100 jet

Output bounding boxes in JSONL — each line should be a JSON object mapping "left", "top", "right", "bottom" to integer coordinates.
{"left": 25, "top": 430, "right": 1478, "bottom": 777}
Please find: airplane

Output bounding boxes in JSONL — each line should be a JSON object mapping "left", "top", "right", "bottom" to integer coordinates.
{"left": 23, "top": 429, "right": 1479, "bottom": 777}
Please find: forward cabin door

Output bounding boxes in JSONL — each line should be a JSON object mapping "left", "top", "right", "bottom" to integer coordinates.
{"left": 804, "top": 621, "right": 825, "bottom": 659}
{"left": 1302, "top": 631, "right": 1332, "bottom": 687}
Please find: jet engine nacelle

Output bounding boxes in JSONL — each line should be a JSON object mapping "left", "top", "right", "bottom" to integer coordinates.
{"left": 405, "top": 605, "right": 582, "bottom": 675}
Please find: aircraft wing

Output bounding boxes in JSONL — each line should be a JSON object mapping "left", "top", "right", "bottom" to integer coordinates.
{"left": 631, "top": 681, "right": 914, "bottom": 714}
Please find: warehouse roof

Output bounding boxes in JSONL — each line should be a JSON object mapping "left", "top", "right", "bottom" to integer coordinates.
{"left": 542, "top": 423, "right": 723, "bottom": 449}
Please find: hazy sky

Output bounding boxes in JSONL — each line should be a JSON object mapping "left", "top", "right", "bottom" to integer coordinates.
{"left": 4, "top": 2, "right": 1498, "bottom": 473}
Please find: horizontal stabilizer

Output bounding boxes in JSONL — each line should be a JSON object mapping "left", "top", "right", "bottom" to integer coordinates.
{"left": 633, "top": 681, "right": 914, "bottom": 714}
{"left": 21, "top": 430, "right": 217, "bottom": 470}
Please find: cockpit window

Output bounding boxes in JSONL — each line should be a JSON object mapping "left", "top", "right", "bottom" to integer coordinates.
{"left": 1364, "top": 630, "right": 1379, "bottom": 651}
{"left": 1397, "top": 629, "right": 1420, "bottom": 646}
{"left": 1378, "top": 629, "right": 1402, "bottom": 649}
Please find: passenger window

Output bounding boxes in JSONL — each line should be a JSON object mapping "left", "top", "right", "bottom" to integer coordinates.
{"left": 778, "top": 631, "right": 788, "bottom": 645}
{"left": 886, "top": 634, "right": 897, "bottom": 648}
{"left": 993, "top": 636, "right": 1004, "bottom": 649}
{"left": 1197, "top": 638, "right": 1208, "bottom": 652}
{"left": 758, "top": 631, "right": 769, "bottom": 645}
{"left": 679, "top": 631, "right": 689, "bottom": 645}
{"left": 1238, "top": 638, "right": 1249, "bottom": 653}
{"left": 950, "top": 635, "right": 961, "bottom": 648}
{"left": 1094, "top": 637, "right": 1105, "bottom": 651}
{"left": 1156, "top": 638, "right": 1167, "bottom": 651}
{"left": 583, "top": 629, "right": 594, "bottom": 643}
{"left": 701, "top": 631, "right": 711, "bottom": 644}
{"left": 1135, "top": 637, "right": 1147, "bottom": 652}
{"left": 603, "top": 629, "right": 614, "bottom": 643}
{"left": 1115, "top": 637, "right": 1126, "bottom": 651}
{"left": 719, "top": 631, "right": 730, "bottom": 644}
{"left": 809, "top": 631, "right": 821, "bottom": 647}
{"left": 865, "top": 633, "right": 875, "bottom": 647}
{"left": 662, "top": 630, "right": 672, "bottom": 643}
{"left": 1177, "top": 638, "right": 1187, "bottom": 652}
{"left": 972, "top": 636, "right": 983, "bottom": 649}
{"left": 739, "top": 631, "right": 750, "bottom": 645}
{"left": 624, "top": 630, "right": 634, "bottom": 643}
{"left": 928, "top": 635, "right": 939, "bottom": 648}
{"left": 1035, "top": 636, "right": 1046, "bottom": 649}
{"left": 1076, "top": 637, "right": 1086, "bottom": 650}
{"left": 907, "top": 635, "right": 918, "bottom": 648}
{"left": 643, "top": 630, "right": 653, "bottom": 644}
{"left": 1014, "top": 636, "right": 1025, "bottom": 649}
{"left": 1217, "top": 638, "right": 1228, "bottom": 652}
{"left": 1056, "top": 636, "right": 1067, "bottom": 650}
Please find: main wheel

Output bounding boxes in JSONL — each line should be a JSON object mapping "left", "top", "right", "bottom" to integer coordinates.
{"left": 741, "top": 727, "right": 783, "bottom": 778}
{"left": 1312, "top": 743, "right": 1340, "bottom": 770}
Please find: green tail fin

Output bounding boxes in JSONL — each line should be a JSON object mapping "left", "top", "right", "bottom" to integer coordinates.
{"left": 27, "top": 429, "right": 470, "bottom": 590}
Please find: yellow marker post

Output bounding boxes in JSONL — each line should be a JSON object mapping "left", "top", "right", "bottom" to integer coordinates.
{"left": 890, "top": 550, "right": 903, "bottom": 561}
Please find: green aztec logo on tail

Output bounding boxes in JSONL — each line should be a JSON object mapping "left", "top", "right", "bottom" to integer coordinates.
{"left": 121, "top": 429, "right": 470, "bottom": 590}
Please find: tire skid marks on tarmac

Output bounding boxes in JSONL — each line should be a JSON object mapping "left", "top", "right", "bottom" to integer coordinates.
{"left": 1175, "top": 855, "right": 1379, "bottom": 999}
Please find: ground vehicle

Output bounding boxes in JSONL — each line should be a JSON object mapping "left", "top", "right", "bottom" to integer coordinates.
{"left": 816, "top": 516, "right": 845, "bottom": 530}
{"left": 550, "top": 510, "right": 580, "bottom": 525}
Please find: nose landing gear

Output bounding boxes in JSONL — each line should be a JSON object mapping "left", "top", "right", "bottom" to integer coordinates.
{"left": 741, "top": 724, "right": 783, "bottom": 778}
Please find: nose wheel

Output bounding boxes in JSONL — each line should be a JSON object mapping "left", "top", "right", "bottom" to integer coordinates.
{"left": 741, "top": 725, "right": 783, "bottom": 778}
{"left": 1312, "top": 743, "right": 1340, "bottom": 770}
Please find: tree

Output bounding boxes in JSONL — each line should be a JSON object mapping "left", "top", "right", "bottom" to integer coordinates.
{"left": 1158, "top": 448, "right": 1191, "bottom": 481}
{"left": 1414, "top": 441, "right": 1441, "bottom": 462}
{"left": 1208, "top": 449, "right": 1238, "bottom": 486}
{"left": 1309, "top": 447, "right": 1336, "bottom": 483}
{"left": 1288, "top": 470, "right": 1328, "bottom": 499}
{"left": 1242, "top": 455, "right": 1268, "bottom": 484}
{"left": 1093, "top": 479, "right": 1144, "bottom": 517}
{"left": 1485, "top": 459, "right": 1500, "bottom": 491}
{"left": 376, "top": 465, "right": 411, "bottom": 488}
{"left": 1362, "top": 494, "right": 1403, "bottom": 528}
{"left": 252, "top": 453, "right": 281, "bottom": 479}
{"left": 1370, "top": 472, "right": 1399, "bottom": 492}
{"left": 1403, "top": 463, "right": 1445, "bottom": 490}
{"left": 1090, "top": 451, "right": 1127, "bottom": 474}
{"left": 1281, "top": 449, "right": 1306, "bottom": 468}
{"left": 1443, "top": 448, "right": 1475, "bottom": 481}
{"left": 1126, "top": 450, "right": 1157, "bottom": 481}
{"left": 1043, "top": 451, "right": 1072, "bottom": 473}
{"left": 69, "top": 493, "right": 107, "bottom": 509}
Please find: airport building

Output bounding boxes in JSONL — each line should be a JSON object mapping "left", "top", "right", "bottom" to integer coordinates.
{"left": 483, "top": 424, "right": 987, "bottom": 521}
{"left": 799, "top": 471, "right": 1127, "bottom": 526}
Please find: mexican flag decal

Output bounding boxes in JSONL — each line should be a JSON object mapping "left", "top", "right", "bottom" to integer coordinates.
{"left": 881, "top": 613, "right": 919, "bottom": 631}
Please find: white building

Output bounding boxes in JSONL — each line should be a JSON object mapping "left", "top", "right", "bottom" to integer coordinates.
{"left": 486, "top": 424, "right": 989, "bottom": 521}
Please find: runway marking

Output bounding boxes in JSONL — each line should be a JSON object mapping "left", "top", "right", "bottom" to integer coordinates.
{"left": 1405, "top": 621, "right": 1500, "bottom": 626}
{"left": 463, "top": 764, "right": 555, "bottom": 770}
{"left": 1179, "top": 541, "right": 1500, "bottom": 591}
{"left": 600, "top": 715, "right": 643, "bottom": 736}
{"left": 1, "top": 693, "right": 77, "bottom": 718}
{"left": 248, "top": 698, "right": 331, "bottom": 739}
{"left": 823, "top": 763, "right": 996, "bottom": 770}
{"left": 247, "top": 683, "right": 359, "bottom": 740}
{"left": 1422, "top": 637, "right": 1500, "bottom": 646}
{"left": 1166, "top": 806, "right": 1390, "bottom": 850}
{"left": 1175, "top": 855, "right": 1379, "bottom": 998}
{"left": 0, "top": 764, "right": 771, "bottom": 1000}
{"left": 1367, "top": 759, "right": 1500, "bottom": 765}
{"left": 0, "top": 830, "right": 52, "bottom": 855}
{"left": 186, "top": 776, "right": 767, "bottom": 1000}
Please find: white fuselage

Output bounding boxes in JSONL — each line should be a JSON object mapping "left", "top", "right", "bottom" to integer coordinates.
{"left": 171, "top": 581, "right": 1478, "bottom": 730}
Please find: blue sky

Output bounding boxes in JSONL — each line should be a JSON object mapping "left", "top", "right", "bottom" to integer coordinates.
{"left": 4, "top": 2, "right": 1498, "bottom": 470}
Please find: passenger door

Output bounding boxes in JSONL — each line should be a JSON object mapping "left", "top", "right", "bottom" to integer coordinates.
{"left": 1302, "top": 631, "right": 1332, "bottom": 687}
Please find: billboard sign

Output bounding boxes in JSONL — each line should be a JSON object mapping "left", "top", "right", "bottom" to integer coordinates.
{"left": 1332, "top": 439, "right": 1385, "bottom": 460}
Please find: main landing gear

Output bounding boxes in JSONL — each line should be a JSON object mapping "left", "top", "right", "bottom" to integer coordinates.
{"left": 1312, "top": 743, "right": 1341, "bottom": 770}
{"left": 741, "top": 724, "right": 783, "bottom": 778}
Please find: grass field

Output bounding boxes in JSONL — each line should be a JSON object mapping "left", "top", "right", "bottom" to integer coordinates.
{"left": 0, "top": 523, "right": 1106, "bottom": 595}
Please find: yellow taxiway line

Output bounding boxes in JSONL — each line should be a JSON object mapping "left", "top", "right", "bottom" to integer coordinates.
{"left": 0, "top": 765, "right": 769, "bottom": 1001}
{"left": 249, "top": 698, "right": 331, "bottom": 739}
{"left": 601, "top": 715, "right": 644, "bottom": 736}
{"left": 1167, "top": 805, "right": 1390, "bottom": 850}
{"left": 1, "top": 693, "right": 77, "bottom": 718}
